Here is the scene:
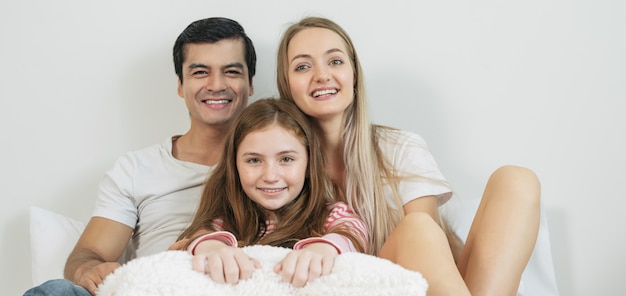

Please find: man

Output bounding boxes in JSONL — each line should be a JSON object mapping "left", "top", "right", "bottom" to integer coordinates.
{"left": 24, "top": 17, "right": 256, "bottom": 296}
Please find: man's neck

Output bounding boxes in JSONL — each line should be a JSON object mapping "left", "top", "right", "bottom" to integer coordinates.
{"left": 172, "top": 125, "right": 229, "bottom": 166}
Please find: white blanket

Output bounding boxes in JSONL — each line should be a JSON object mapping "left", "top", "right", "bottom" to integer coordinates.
{"left": 97, "top": 245, "right": 428, "bottom": 296}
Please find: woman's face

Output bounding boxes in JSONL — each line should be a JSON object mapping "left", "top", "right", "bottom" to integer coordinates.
{"left": 236, "top": 124, "right": 308, "bottom": 215}
{"left": 286, "top": 27, "right": 354, "bottom": 124}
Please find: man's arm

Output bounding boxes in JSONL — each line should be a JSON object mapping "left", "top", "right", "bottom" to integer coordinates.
{"left": 64, "top": 217, "right": 133, "bottom": 294}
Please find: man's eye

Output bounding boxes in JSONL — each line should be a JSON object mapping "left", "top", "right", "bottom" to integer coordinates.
{"left": 226, "top": 70, "right": 242, "bottom": 75}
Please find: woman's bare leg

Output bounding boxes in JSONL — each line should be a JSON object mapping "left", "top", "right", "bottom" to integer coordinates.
{"left": 457, "top": 165, "right": 541, "bottom": 296}
{"left": 379, "top": 212, "right": 471, "bottom": 296}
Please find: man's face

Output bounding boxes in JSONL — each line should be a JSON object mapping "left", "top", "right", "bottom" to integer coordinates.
{"left": 177, "top": 39, "right": 253, "bottom": 128}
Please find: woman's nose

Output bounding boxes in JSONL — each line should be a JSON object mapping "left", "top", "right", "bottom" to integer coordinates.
{"left": 314, "top": 66, "right": 331, "bottom": 82}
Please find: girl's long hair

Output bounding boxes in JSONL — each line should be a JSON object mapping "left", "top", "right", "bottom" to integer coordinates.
{"left": 179, "top": 98, "right": 360, "bottom": 249}
{"left": 277, "top": 17, "right": 405, "bottom": 254}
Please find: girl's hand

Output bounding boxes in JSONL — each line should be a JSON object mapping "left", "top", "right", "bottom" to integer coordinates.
{"left": 273, "top": 242, "right": 338, "bottom": 287}
{"left": 191, "top": 240, "right": 260, "bottom": 284}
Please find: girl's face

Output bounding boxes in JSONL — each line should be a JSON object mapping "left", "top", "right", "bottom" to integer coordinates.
{"left": 287, "top": 27, "right": 355, "bottom": 123}
{"left": 236, "top": 124, "right": 308, "bottom": 216}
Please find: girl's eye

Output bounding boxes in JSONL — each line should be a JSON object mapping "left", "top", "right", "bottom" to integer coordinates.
{"left": 246, "top": 158, "right": 260, "bottom": 164}
{"left": 281, "top": 156, "right": 294, "bottom": 162}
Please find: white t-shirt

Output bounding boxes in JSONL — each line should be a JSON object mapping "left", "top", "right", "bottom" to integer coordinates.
{"left": 377, "top": 128, "right": 452, "bottom": 206}
{"left": 92, "top": 137, "right": 213, "bottom": 259}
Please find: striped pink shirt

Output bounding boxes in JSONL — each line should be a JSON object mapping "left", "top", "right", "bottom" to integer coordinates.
{"left": 206, "top": 201, "right": 369, "bottom": 254}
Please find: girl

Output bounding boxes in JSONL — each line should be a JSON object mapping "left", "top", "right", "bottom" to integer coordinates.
{"left": 277, "top": 17, "right": 541, "bottom": 296}
{"left": 175, "top": 98, "right": 368, "bottom": 288}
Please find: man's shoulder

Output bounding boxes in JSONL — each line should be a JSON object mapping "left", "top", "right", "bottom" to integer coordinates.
{"left": 109, "top": 137, "right": 174, "bottom": 169}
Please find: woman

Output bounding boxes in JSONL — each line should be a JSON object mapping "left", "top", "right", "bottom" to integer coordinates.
{"left": 276, "top": 16, "right": 540, "bottom": 296}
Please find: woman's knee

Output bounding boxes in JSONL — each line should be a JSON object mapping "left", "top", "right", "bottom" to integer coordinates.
{"left": 487, "top": 165, "right": 541, "bottom": 206}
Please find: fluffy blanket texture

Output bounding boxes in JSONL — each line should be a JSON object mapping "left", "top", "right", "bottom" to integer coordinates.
{"left": 97, "top": 245, "right": 427, "bottom": 296}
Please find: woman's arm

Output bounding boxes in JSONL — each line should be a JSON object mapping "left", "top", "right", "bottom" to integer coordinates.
{"left": 403, "top": 195, "right": 439, "bottom": 218}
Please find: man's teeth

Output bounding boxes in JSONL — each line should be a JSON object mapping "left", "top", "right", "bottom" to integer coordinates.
{"left": 204, "top": 99, "right": 229, "bottom": 104}
{"left": 313, "top": 89, "right": 337, "bottom": 97}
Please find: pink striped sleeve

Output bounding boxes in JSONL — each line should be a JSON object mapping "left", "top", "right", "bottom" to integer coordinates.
{"left": 187, "top": 231, "right": 238, "bottom": 255}
{"left": 294, "top": 202, "right": 369, "bottom": 253}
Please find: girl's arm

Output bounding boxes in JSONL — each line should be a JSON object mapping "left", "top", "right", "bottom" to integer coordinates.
{"left": 274, "top": 202, "right": 369, "bottom": 287}
{"left": 187, "top": 231, "right": 259, "bottom": 285}
{"left": 295, "top": 201, "right": 369, "bottom": 253}
{"left": 168, "top": 219, "right": 225, "bottom": 251}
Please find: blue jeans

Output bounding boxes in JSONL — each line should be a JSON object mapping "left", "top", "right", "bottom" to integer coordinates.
{"left": 23, "top": 279, "right": 91, "bottom": 296}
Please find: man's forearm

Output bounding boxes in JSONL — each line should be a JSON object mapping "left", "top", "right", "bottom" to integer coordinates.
{"left": 64, "top": 248, "right": 105, "bottom": 282}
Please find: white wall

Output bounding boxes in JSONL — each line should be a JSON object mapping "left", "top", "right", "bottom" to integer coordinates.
{"left": 1, "top": 0, "right": 624, "bottom": 294}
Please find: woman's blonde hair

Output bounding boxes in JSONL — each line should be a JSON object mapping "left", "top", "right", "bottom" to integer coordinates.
{"left": 277, "top": 17, "right": 405, "bottom": 254}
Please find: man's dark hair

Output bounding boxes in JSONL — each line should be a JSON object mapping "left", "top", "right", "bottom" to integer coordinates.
{"left": 173, "top": 17, "right": 256, "bottom": 83}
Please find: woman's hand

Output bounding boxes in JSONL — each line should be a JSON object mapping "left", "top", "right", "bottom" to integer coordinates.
{"left": 191, "top": 240, "right": 260, "bottom": 284}
{"left": 274, "top": 242, "right": 338, "bottom": 287}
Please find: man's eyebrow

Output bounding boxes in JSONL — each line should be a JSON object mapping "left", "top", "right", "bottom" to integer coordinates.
{"left": 224, "top": 62, "right": 245, "bottom": 70}
{"left": 187, "top": 62, "right": 245, "bottom": 71}
{"left": 187, "top": 63, "right": 208, "bottom": 71}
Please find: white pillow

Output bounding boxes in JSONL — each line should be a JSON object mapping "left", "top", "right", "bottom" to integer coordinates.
{"left": 29, "top": 206, "right": 86, "bottom": 286}
{"left": 97, "top": 246, "right": 428, "bottom": 296}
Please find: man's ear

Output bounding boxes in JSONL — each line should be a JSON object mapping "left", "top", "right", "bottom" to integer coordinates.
{"left": 177, "top": 78, "right": 184, "bottom": 98}
{"left": 248, "top": 78, "right": 254, "bottom": 97}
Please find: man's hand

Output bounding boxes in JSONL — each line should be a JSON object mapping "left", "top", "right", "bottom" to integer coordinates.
{"left": 74, "top": 261, "right": 120, "bottom": 295}
{"left": 64, "top": 217, "right": 133, "bottom": 295}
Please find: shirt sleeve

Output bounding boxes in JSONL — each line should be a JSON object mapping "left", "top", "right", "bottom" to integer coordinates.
{"left": 92, "top": 153, "right": 139, "bottom": 228}
{"left": 380, "top": 129, "right": 453, "bottom": 206}
{"left": 294, "top": 202, "right": 369, "bottom": 254}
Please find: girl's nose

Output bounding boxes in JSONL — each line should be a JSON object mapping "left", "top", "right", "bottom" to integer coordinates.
{"left": 261, "top": 162, "right": 279, "bottom": 183}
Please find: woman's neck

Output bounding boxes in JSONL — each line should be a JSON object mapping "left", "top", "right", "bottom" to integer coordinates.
{"left": 314, "top": 120, "right": 346, "bottom": 188}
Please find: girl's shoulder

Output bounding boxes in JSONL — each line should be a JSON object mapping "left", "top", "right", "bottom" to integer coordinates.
{"left": 325, "top": 201, "right": 357, "bottom": 215}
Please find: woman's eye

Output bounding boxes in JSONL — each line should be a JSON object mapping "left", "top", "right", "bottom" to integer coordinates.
{"left": 281, "top": 156, "right": 294, "bottom": 162}
{"left": 295, "top": 64, "right": 309, "bottom": 71}
{"left": 330, "top": 59, "right": 343, "bottom": 65}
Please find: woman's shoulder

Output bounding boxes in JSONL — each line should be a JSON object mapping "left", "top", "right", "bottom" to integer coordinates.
{"left": 374, "top": 125, "right": 428, "bottom": 149}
